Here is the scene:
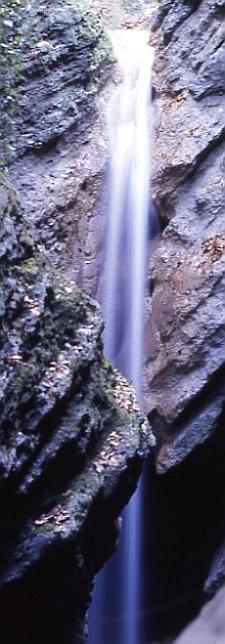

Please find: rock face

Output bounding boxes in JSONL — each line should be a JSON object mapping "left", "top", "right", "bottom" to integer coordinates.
{"left": 1, "top": 0, "right": 111, "bottom": 161}
{"left": 174, "top": 584, "right": 225, "bottom": 644}
{"left": 147, "top": 0, "right": 225, "bottom": 472}
{"left": 0, "top": 4, "right": 155, "bottom": 642}
{"left": 143, "top": 0, "right": 225, "bottom": 639}
{"left": 0, "top": 174, "right": 153, "bottom": 643}
{"left": 1, "top": 0, "right": 113, "bottom": 296}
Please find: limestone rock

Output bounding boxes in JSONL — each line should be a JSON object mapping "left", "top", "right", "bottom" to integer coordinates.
{"left": 0, "top": 174, "right": 154, "bottom": 643}
{"left": 1, "top": 0, "right": 112, "bottom": 162}
{"left": 146, "top": 0, "right": 225, "bottom": 472}
{"left": 1, "top": 0, "right": 114, "bottom": 297}
{"left": 173, "top": 584, "right": 225, "bottom": 644}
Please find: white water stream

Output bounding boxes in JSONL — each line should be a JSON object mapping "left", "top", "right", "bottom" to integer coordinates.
{"left": 88, "top": 29, "right": 154, "bottom": 644}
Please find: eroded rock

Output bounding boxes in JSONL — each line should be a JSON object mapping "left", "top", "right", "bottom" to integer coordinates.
{"left": 173, "top": 584, "right": 225, "bottom": 644}
{"left": 1, "top": 0, "right": 114, "bottom": 296}
{"left": 0, "top": 175, "right": 154, "bottom": 643}
{"left": 146, "top": 0, "right": 225, "bottom": 472}
{"left": 1, "top": 0, "right": 112, "bottom": 161}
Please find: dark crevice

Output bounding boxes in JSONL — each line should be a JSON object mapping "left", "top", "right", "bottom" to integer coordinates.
{"left": 0, "top": 540, "right": 89, "bottom": 644}
{"left": 156, "top": 211, "right": 168, "bottom": 232}
{"left": 142, "top": 436, "right": 225, "bottom": 641}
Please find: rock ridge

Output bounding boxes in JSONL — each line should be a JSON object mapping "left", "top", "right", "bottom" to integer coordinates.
{"left": 0, "top": 173, "right": 154, "bottom": 643}
{"left": 147, "top": 0, "right": 225, "bottom": 472}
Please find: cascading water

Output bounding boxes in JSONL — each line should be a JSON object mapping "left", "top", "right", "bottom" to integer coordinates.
{"left": 88, "top": 29, "right": 154, "bottom": 644}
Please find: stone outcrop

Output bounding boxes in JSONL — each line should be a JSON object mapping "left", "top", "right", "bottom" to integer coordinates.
{"left": 174, "top": 583, "right": 225, "bottom": 644}
{"left": 4, "top": 0, "right": 225, "bottom": 640}
{"left": 0, "top": 173, "right": 153, "bottom": 643}
{"left": 147, "top": 0, "right": 225, "bottom": 472}
{"left": 1, "top": 0, "right": 112, "bottom": 162}
{"left": 0, "top": 4, "right": 156, "bottom": 642}
{"left": 2, "top": 0, "right": 156, "bottom": 299}
{"left": 1, "top": 0, "right": 113, "bottom": 296}
{"left": 143, "top": 0, "right": 225, "bottom": 639}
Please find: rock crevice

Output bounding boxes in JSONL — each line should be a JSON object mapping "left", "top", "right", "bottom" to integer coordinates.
{"left": 147, "top": 0, "right": 225, "bottom": 470}
{"left": 145, "top": 0, "right": 225, "bottom": 639}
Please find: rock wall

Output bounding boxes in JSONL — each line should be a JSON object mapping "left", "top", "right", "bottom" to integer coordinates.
{"left": 148, "top": 0, "right": 225, "bottom": 473}
{"left": 0, "top": 174, "right": 153, "bottom": 643}
{"left": 174, "top": 584, "right": 225, "bottom": 644}
{"left": 1, "top": 0, "right": 114, "bottom": 296}
{"left": 145, "top": 0, "right": 225, "bottom": 639}
{"left": 0, "top": 3, "right": 155, "bottom": 641}
{"left": 4, "top": 0, "right": 225, "bottom": 639}
{"left": 1, "top": 0, "right": 112, "bottom": 161}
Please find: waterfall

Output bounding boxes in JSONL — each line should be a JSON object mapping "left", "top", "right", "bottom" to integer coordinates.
{"left": 88, "top": 29, "right": 154, "bottom": 644}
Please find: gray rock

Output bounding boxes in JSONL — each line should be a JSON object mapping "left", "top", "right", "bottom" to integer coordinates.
{"left": 0, "top": 174, "right": 154, "bottom": 643}
{"left": 173, "top": 585, "right": 225, "bottom": 643}
{"left": 1, "top": 0, "right": 115, "bottom": 299}
{"left": 205, "top": 541, "right": 225, "bottom": 594}
{"left": 0, "top": 3, "right": 155, "bottom": 643}
{"left": 146, "top": 0, "right": 225, "bottom": 471}
{"left": 1, "top": 0, "right": 112, "bottom": 162}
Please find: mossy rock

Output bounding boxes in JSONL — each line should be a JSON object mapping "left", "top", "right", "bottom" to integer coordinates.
{"left": 0, "top": 0, "right": 113, "bottom": 165}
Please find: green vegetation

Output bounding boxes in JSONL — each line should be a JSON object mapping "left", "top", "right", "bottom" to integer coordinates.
{"left": 0, "top": 0, "right": 25, "bottom": 89}
{"left": 0, "top": 0, "right": 112, "bottom": 167}
{"left": 0, "top": 0, "right": 25, "bottom": 165}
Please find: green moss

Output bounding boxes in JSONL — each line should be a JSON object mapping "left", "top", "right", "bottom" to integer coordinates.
{"left": 32, "top": 521, "right": 55, "bottom": 534}
{"left": 0, "top": 0, "right": 113, "bottom": 167}
{"left": 0, "top": 1, "right": 26, "bottom": 163}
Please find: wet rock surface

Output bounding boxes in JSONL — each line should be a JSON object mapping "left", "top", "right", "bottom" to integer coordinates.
{"left": 10, "top": 105, "right": 109, "bottom": 296}
{"left": 1, "top": 0, "right": 112, "bottom": 161}
{"left": 1, "top": 0, "right": 113, "bottom": 296}
{"left": 0, "top": 3, "right": 156, "bottom": 642}
{"left": 0, "top": 176, "right": 154, "bottom": 643}
{"left": 147, "top": 0, "right": 225, "bottom": 472}
{"left": 143, "top": 1, "right": 225, "bottom": 640}
{"left": 4, "top": 0, "right": 156, "bottom": 298}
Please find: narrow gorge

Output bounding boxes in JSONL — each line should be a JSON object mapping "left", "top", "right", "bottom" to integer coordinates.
{"left": 0, "top": 0, "right": 225, "bottom": 643}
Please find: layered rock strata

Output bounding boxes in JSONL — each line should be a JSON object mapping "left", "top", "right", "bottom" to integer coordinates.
{"left": 145, "top": 0, "right": 225, "bottom": 638}
{"left": 1, "top": 0, "right": 113, "bottom": 295}
{"left": 0, "top": 174, "right": 153, "bottom": 643}
{"left": 0, "top": 3, "right": 155, "bottom": 642}
{"left": 147, "top": 0, "right": 225, "bottom": 473}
